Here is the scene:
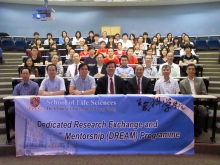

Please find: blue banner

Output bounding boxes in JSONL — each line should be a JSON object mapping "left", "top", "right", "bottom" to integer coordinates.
{"left": 15, "top": 95, "right": 194, "bottom": 156}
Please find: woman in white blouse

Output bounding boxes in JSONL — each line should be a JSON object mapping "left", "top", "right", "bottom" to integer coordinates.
{"left": 72, "top": 31, "right": 83, "bottom": 45}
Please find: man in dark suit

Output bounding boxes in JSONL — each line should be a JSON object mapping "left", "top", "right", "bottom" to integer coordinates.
{"left": 179, "top": 64, "right": 207, "bottom": 137}
{"left": 96, "top": 61, "right": 126, "bottom": 94}
{"left": 127, "top": 64, "right": 153, "bottom": 94}
{"left": 89, "top": 53, "right": 107, "bottom": 77}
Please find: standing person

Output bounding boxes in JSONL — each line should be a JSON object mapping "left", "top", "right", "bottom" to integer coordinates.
{"left": 69, "top": 63, "right": 96, "bottom": 95}
{"left": 89, "top": 53, "right": 107, "bottom": 77}
{"left": 39, "top": 64, "right": 66, "bottom": 96}
{"left": 179, "top": 64, "right": 208, "bottom": 137}
{"left": 154, "top": 65, "right": 180, "bottom": 94}
{"left": 103, "top": 48, "right": 120, "bottom": 65}
{"left": 127, "top": 64, "right": 153, "bottom": 94}
{"left": 115, "top": 55, "right": 134, "bottom": 77}
{"left": 84, "top": 46, "right": 97, "bottom": 67}
{"left": 90, "top": 34, "right": 100, "bottom": 49}
{"left": 143, "top": 55, "right": 158, "bottom": 77}
{"left": 158, "top": 52, "right": 180, "bottom": 77}
{"left": 96, "top": 61, "right": 126, "bottom": 94}
{"left": 85, "top": 31, "right": 95, "bottom": 44}
{"left": 59, "top": 31, "right": 67, "bottom": 44}
{"left": 8, "top": 67, "right": 39, "bottom": 131}
{"left": 99, "top": 31, "right": 108, "bottom": 44}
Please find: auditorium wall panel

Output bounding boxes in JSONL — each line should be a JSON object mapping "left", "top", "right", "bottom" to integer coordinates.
{"left": 0, "top": 2, "right": 220, "bottom": 37}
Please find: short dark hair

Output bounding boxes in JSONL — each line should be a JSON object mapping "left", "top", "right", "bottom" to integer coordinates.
{"left": 168, "top": 43, "right": 174, "bottom": 48}
{"left": 94, "top": 34, "right": 99, "bottom": 37}
{"left": 122, "top": 33, "right": 128, "bottom": 37}
{"left": 100, "top": 41, "right": 106, "bottom": 45}
{"left": 106, "top": 61, "right": 117, "bottom": 68}
{"left": 186, "top": 64, "right": 196, "bottom": 70}
{"left": 88, "top": 46, "right": 95, "bottom": 51}
{"left": 47, "top": 33, "right": 52, "bottom": 37}
{"left": 184, "top": 43, "right": 192, "bottom": 50}
{"left": 115, "top": 33, "right": 120, "bottom": 37}
{"left": 20, "top": 67, "right": 31, "bottom": 74}
{"left": 89, "top": 30, "right": 94, "bottom": 34}
{"left": 49, "top": 48, "right": 57, "bottom": 52}
{"left": 135, "top": 64, "right": 144, "bottom": 70}
{"left": 147, "top": 47, "right": 153, "bottom": 52}
{"left": 127, "top": 47, "right": 134, "bottom": 52}
{"left": 31, "top": 46, "right": 38, "bottom": 50}
{"left": 162, "top": 64, "right": 171, "bottom": 70}
{"left": 95, "top": 53, "right": 104, "bottom": 59}
{"left": 46, "top": 64, "right": 57, "bottom": 71}
{"left": 143, "top": 32, "right": 148, "bottom": 36}
{"left": 78, "top": 63, "right": 90, "bottom": 71}
{"left": 33, "top": 32, "right": 39, "bottom": 36}
{"left": 120, "top": 55, "right": 128, "bottom": 61}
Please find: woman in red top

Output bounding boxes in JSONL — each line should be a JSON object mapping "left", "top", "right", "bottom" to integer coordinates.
{"left": 103, "top": 48, "right": 120, "bottom": 65}
{"left": 96, "top": 41, "right": 108, "bottom": 56}
{"left": 114, "top": 42, "right": 126, "bottom": 58}
{"left": 80, "top": 44, "right": 90, "bottom": 57}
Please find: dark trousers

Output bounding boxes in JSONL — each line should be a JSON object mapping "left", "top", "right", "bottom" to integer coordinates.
{"left": 194, "top": 105, "right": 207, "bottom": 135}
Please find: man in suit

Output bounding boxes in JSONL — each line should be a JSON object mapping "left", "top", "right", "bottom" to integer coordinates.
{"left": 96, "top": 61, "right": 126, "bottom": 94}
{"left": 179, "top": 64, "right": 207, "bottom": 137}
{"left": 89, "top": 53, "right": 106, "bottom": 77}
{"left": 127, "top": 64, "right": 153, "bottom": 94}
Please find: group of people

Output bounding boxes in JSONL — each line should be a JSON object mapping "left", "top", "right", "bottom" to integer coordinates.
{"left": 8, "top": 31, "right": 206, "bottom": 138}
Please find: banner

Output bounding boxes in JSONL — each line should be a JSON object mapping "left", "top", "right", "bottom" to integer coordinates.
{"left": 15, "top": 95, "right": 194, "bottom": 156}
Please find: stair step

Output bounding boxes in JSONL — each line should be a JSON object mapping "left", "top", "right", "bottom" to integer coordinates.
{"left": 0, "top": 73, "right": 18, "bottom": 78}
{"left": 0, "top": 82, "right": 12, "bottom": 88}
{"left": 0, "top": 65, "right": 21, "bottom": 69}
{"left": 199, "top": 58, "right": 219, "bottom": 61}
{"left": 0, "top": 88, "right": 13, "bottom": 95}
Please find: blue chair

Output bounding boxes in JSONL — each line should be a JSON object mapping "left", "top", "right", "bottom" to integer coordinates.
{"left": 0, "top": 47, "right": 2, "bottom": 64}
{"left": 15, "top": 40, "right": 26, "bottom": 51}
{"left": 208, "top": 40, "right": 219, "bottom": 49}
{"left": 190, "top": 40, "right": 196, "bottom": 48}
{"left": 196, "top": 40, "right": 207, "bottom": 50}
{"left": 26, "top": 40, "right": 32, "bottom": 49}
{"left": 1, "top": 40, "right": 14, "bottom": 50}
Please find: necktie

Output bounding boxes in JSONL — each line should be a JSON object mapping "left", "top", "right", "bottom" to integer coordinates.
{"left": 74, "top": 64, "right": 78, "bottom": 76}
{"left": 137, "top": 78, "right": 140, "bottom": 94}
{"left": 110, "top": 78, "right": 114, "bottom": 94}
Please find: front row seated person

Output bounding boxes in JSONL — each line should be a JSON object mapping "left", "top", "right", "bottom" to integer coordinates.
{"left": 103, "top": 48, "right": 120, "bottom": 65}
{"left": 154, "top": 65, "right": 180, "bottom": 94}
{"left": 45, "top": 55, "right": 63, "bottom": 77}
{"left": 45, "top": 48, "right": 62, "bottom": 65}
{"left": 96, "top": 61, "right": 126, "bottom": 94}
{"left": 89, "top": 53, "right": 107, "bottom": 78}
{"left": 180, "top": 64, "right": 207, "bottom": 137}
{"left": 69, "top": 63, "right": 96, "bottom": 95}
{"left": 143, "top": 55, "right": 158, "bottom": 77}
{"left": 115, "top": 55, "right": 134, "bottom": 77}
{"left": 127, "top": 64, "right": 153, "bottom": 94}
{"left": 38, "top": 64, "right": 66, "bottom": 96}
{"left": 158, "top": 52, "right": 180, "bottom": 78}
{"left": 8, "top": 67, "right": 39, "bottom": 131}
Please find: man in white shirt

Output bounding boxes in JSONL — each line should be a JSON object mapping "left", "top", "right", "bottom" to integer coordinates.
{"left": 66, "top": 53, "right": 81, "bottom": 80}
{"left": 98, "top": 31, "right": 108, "bottom": 44}
{"left": 154, "top": 65, "right": 180, "bottom": 94}
{"left": 114, "top": 33, "right": 122, "bottom": 44}
{"left": 143, "top": 55, "right": 157, "bottom": 77}
{"left": 158, "top": 52, "right": 180, "bottom": 77}
{"left": 121, "top": 33, "right": 133, "bottom": 50}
